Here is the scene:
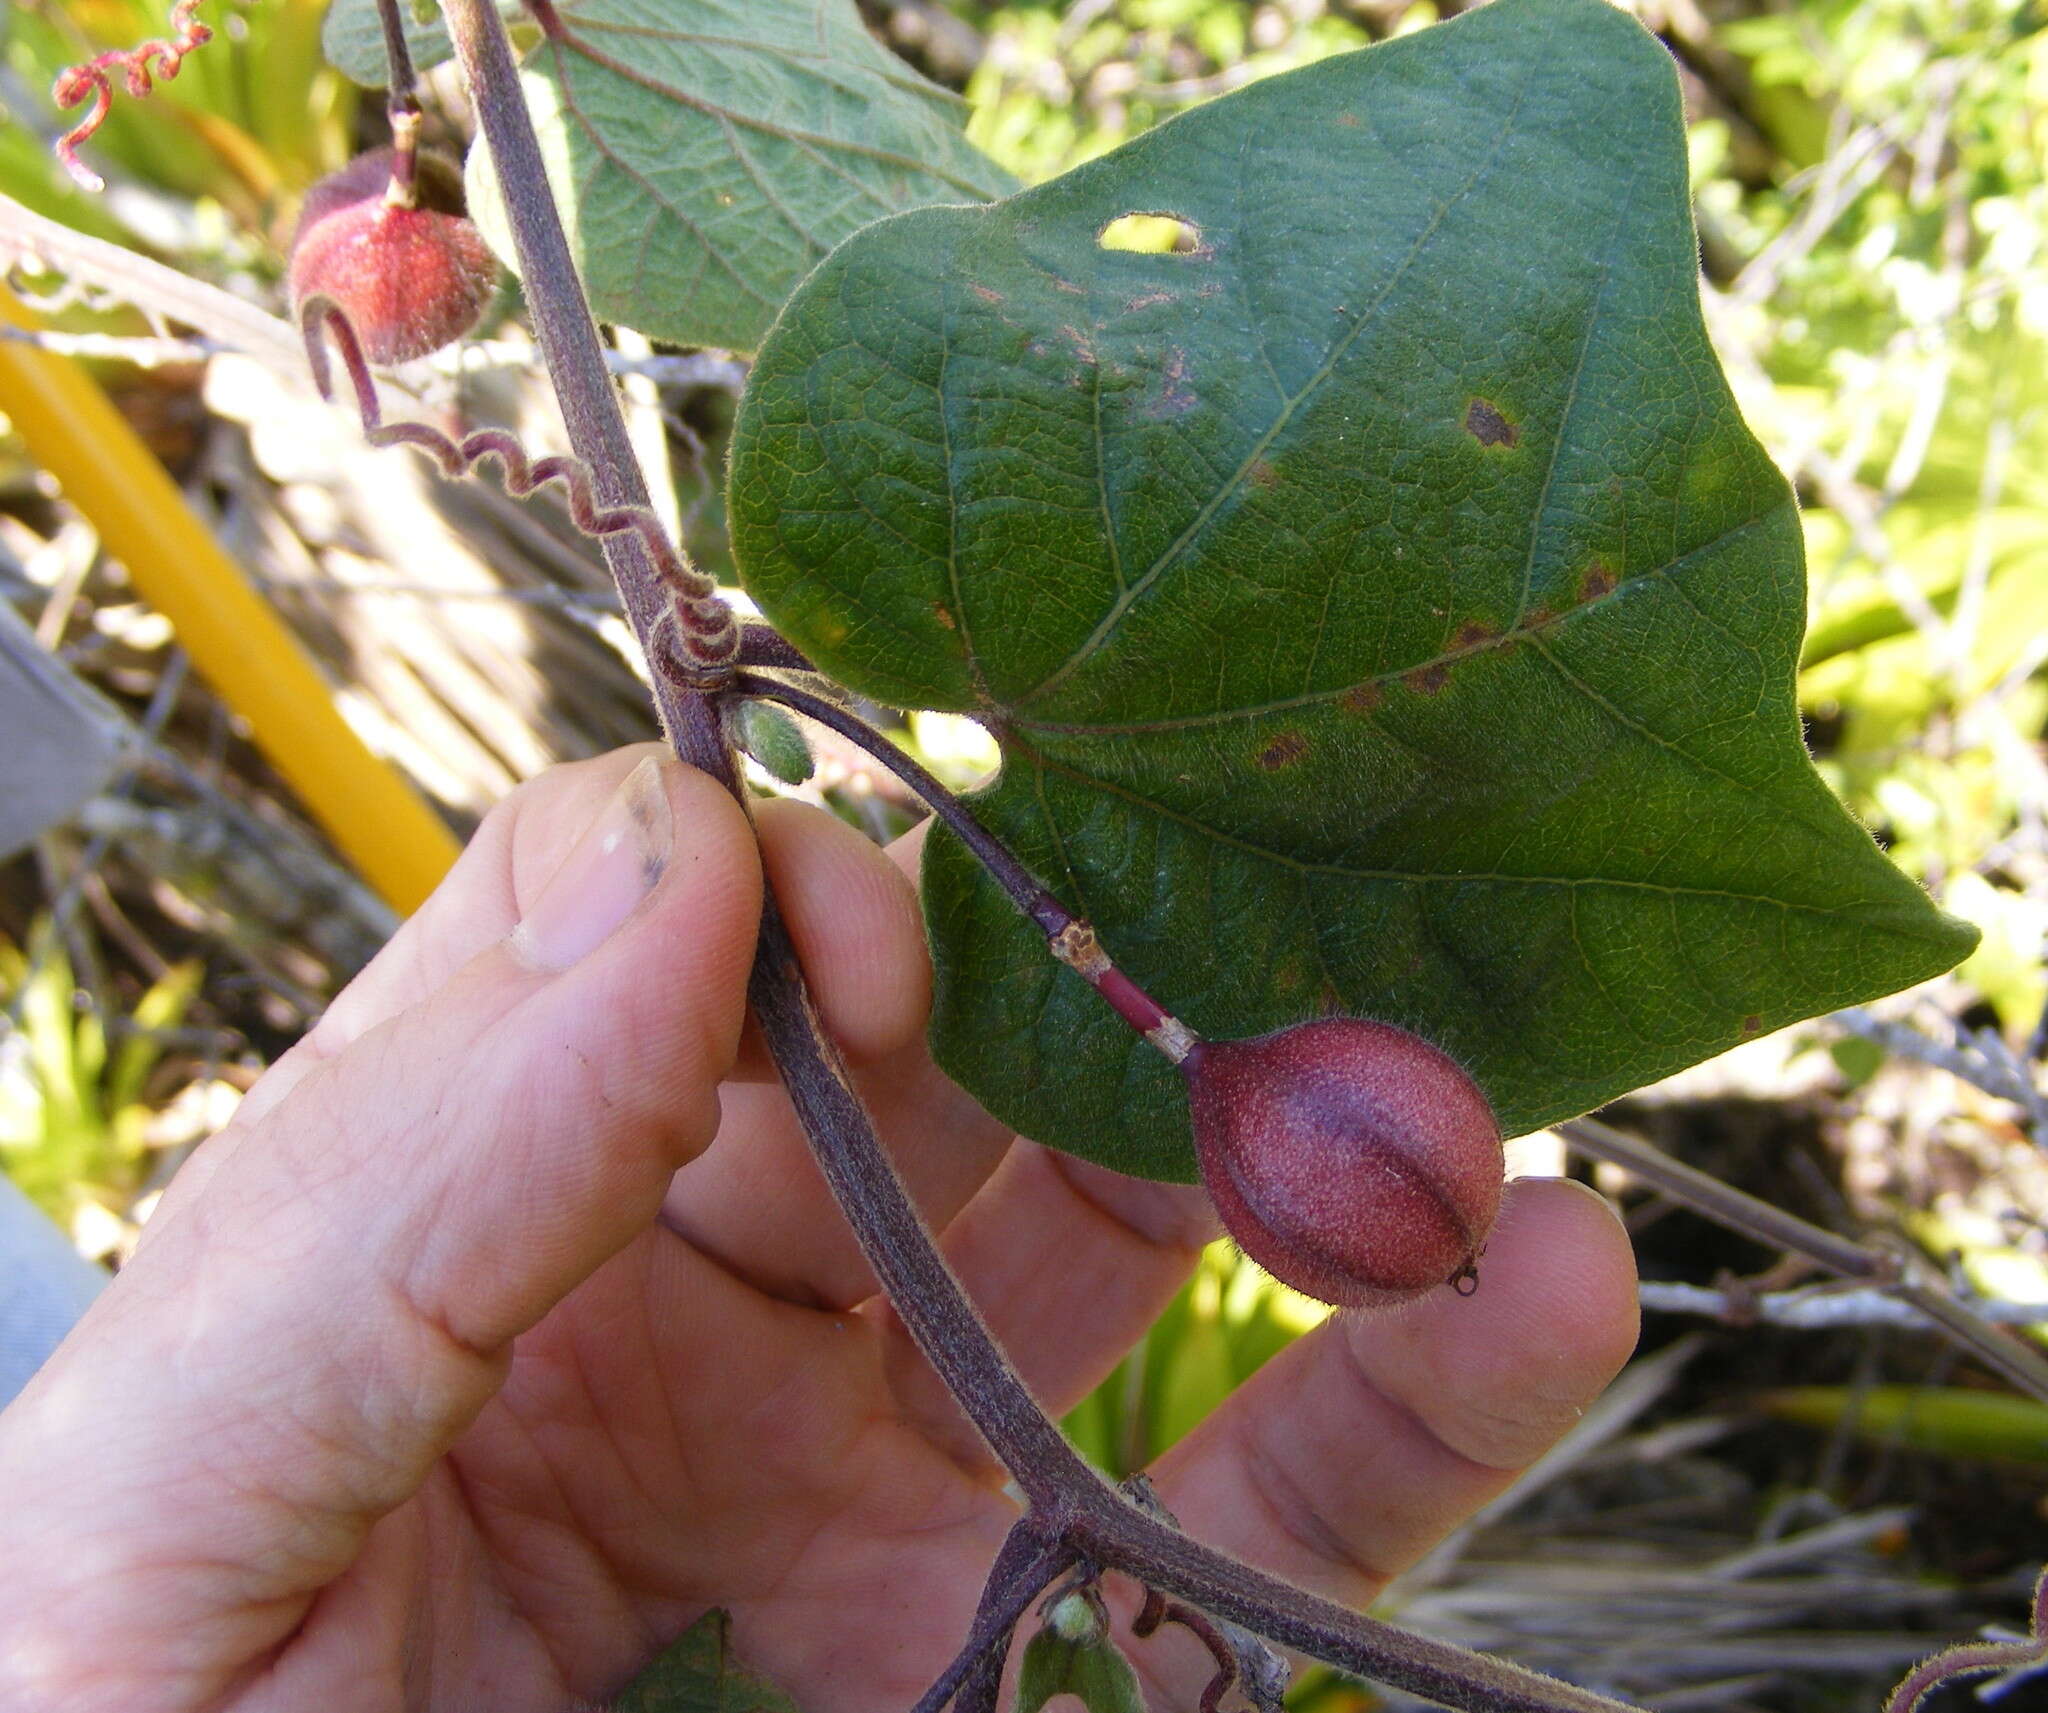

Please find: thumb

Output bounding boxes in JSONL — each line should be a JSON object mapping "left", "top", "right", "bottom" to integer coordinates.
{"left": 0, "top": 757, "right": 760, "bottom": 1621}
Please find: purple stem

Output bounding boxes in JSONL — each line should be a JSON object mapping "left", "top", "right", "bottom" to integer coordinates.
{"left": 731, "top": 671, "right": 1198, "bottom": 1061}
{"left": 368, "top": 0, "right": 422, "bottom": 200}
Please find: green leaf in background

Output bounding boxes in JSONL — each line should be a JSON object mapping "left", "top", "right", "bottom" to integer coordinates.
{"left": 729, "top": 0, "right": 1976, "bottom": 1181}
{"left": 321, "top": 0, "right": 527, "bottom": 87}
{"left": 464, "top": 0, "right": 1016, "bottom": 353}
{"left": 610, "top": 1608, "right": 802, "bottom": 1713}
{"left": 1761, "top": 1386, "right": 2048, "bottom": 1467}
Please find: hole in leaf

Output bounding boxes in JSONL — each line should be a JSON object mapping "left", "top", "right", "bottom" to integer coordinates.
{"left": 1098, "top": 212, "right": 1202, "bottom": 255}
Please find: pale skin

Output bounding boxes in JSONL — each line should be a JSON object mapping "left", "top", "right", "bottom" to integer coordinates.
{"left": 0, "top": 746, "right": 1640, "bottom": 1711}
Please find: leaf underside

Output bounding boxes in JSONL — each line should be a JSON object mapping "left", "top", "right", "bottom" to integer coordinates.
{"left": 734, "top": 0, "right": 1975, "bottom": 1182}
{"left": 463, "top": 0, "right": 1015, "bottom": 354}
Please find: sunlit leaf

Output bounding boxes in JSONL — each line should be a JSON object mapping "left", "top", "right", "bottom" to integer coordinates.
{"left": 465, "top": 0, "right": 1015, "bottom": 352}
{"left": 729, "top": 0, "right": 1974, "bottom": 1179}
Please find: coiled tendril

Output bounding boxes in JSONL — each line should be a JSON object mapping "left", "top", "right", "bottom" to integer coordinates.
{"left": 53, "top": 0, "right": 214, "bottom": 193}
{"left": 300, "top": 297, "right": 737, "bottom": 685}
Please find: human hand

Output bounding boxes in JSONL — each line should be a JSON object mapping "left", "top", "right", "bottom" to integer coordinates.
{"left": 0, "top": 746, "right": 1638, "bottom": 1712}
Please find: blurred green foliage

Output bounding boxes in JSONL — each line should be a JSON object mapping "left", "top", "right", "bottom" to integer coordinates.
{"left": 1, "top": 0, "right": 355, "bottom": 243}
{"left": 0, "top": 922, "right": 200, "bottom": 1230}
{"left": 1064, "top": 1241, "right": 1329, "bottom": 1473}
{"left": 963, "top": 0, "right": 1388, "bottom": 179}
{"left": 1761, "top": 1382, "right": 2048, "bottom": 1465}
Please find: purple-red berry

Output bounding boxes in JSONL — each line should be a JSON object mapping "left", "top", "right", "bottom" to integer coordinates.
{"left": 287, "top": 146, "right": 496, "bottom": 365}
{"left": 1182, "top": 1018, "right": 1504, "bottom": 1309}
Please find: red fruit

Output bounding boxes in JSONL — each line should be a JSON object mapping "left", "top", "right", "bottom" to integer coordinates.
{"left": 1182, "top": 1018, "right": 1504, "bottom": 1310}
{"left": 288, "top": 146, "right": 496, "bottom": 365}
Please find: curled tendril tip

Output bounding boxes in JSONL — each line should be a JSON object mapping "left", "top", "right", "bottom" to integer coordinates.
{"left": 52, "top": 0, "right": 214, "bottom": 193}
{"left": 299, "top": 297, "right": 737, "bottom": 683}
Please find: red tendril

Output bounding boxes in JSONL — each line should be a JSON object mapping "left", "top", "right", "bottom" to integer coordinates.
{"left": 52, "top": 0, "right": 215, "bottom": 193}
{"left": 300, "top": 297, "right": 737, "bottom": 681}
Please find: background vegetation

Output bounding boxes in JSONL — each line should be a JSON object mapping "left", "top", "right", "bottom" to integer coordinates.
{"left": 3, "top": 2, "right": 2046, "bottom": 1707}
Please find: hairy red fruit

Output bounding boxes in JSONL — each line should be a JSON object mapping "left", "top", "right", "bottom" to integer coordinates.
{"left": 287, "top": 147, "right": 496, "bottom": 365}
{"left": 1182, "top": 1018, "right": 1504, "bottom": 1310}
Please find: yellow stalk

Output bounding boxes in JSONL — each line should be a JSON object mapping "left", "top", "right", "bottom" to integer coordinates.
{"left": 0, "top": 282, "right": 459, "bottom": 915}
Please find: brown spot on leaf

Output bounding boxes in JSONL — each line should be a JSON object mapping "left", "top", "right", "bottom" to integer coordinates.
{"left": 1454, "top": 620, "right": 1499, "bottom": 650}
{"left": 1741, "top": 1013, "right": 1762, "bottom": 1034}
{"left": 1336, "top": 112, "right": 1360, "bottom": 127}
{"left": 1403, "top": 662, "right": 1451, "bottom": 696}
{"left": 1464, "top": 397, "right": 1518, "bottom": 449}
{"left": 1248, "top": 458, "right": 1280, "bottom": 489}
{"left": 932, "top": 602, "right": 957, "bottom": 631}
{"left": 1580, "top": 562, "right": 1618, "bottom": 601}
{"left": 1256, "top": 731, "right": 1309, "bottom": 771}
{"left": 1340, "top": 681, "right": 1385, "bottom": 713}
{"left": 1125, "top": 289, "right": 1176, "bottom": 312}
{"left": 1142, "top": 346, "right": 1196, "bottom": 418}
{"left": 970, "top": 283, "right": 1004, "bottom": 305}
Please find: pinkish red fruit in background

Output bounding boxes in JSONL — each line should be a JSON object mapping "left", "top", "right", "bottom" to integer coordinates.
{"left": 1183, "top": 1017, "right": 1504, "bottom": 1309}
{"left": 288, "top": 147, "right": 496, "bottom": 365}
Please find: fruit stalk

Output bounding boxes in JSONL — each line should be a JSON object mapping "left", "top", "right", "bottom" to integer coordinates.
{"left": 729, "top": 670, "right": 1199, "bottom": 1062}
{"left": 369, "top": 0, "right": 423, "bottom": 202}
{"left": 728, "top": 672, "right": 1504, "bottom": 1311}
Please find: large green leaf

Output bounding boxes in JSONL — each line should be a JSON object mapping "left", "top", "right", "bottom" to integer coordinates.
{"left": 463, "top": 0, "right": 1015, "bottom": 353}
{"left": 728, "top": 0, "right": 1975, "bottom": 1181}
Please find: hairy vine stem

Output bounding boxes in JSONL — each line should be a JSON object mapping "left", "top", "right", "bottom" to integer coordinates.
{"left": 908, "top": 1521, "right": 1076, "bottom": 1713}
{"left": 369, "top": 0, "right": 423, "bottom": 203}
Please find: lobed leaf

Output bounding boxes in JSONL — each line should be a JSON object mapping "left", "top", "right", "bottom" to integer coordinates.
{"left": 730, "top": 0, "right": 1975, "bottom": 1180}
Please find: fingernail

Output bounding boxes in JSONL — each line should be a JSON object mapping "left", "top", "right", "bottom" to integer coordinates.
{"left": 512, "top": 756, "right": 673, "bottom": 971}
